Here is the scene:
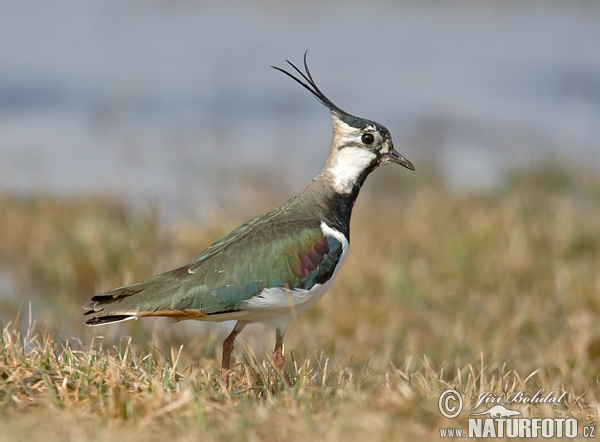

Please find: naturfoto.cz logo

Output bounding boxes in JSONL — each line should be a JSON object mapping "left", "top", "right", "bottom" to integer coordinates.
{"left": 438, "top": 388, "right": 595, "bottom": 439}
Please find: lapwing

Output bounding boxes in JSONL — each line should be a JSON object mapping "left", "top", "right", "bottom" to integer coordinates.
{"left": 84, "top": 53, "right": 415, "bottom": 387}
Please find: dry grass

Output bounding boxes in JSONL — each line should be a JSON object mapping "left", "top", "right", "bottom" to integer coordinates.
{"left": 1, "top": 162, "right": 599, "bottom": 440}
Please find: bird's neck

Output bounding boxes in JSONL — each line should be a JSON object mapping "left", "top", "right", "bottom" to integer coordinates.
{"left": 287, "top": 150, "right": 377, "bottom": 240}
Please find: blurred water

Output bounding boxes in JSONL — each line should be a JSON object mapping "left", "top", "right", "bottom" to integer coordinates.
{"left": 1, "top": 0, "right": 599, "bottom": 221}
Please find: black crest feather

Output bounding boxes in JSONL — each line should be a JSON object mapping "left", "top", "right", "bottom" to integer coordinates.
{"left": 273, "top": 52, "right": 382, "bottom": 131}
{"left": 272, "top": 51, "right": 349, "bottom": 117}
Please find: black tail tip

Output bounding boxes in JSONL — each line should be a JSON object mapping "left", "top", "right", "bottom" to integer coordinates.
{"left": 85, "top": 315, "right": 133, "bottom": 326}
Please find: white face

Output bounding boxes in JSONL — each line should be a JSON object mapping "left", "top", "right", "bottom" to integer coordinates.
{"left": 326, "top": 115, "right": 393, "bottom": 194}
{"left": 328, "top": 147, "right": 377, "bottom": 194}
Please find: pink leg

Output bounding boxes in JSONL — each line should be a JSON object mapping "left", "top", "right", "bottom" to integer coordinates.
{"left": 221, "top": 321, "right": 246, "bottom": 383}
{"left": 273, "top": 328, "right": 293, "bottom": 388}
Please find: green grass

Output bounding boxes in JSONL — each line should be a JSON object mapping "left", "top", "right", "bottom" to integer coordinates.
{"left": 1, "top": 162, "right": 599, "bottom": 440}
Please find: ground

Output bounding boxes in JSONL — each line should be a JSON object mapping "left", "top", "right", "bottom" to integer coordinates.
{"left": 1, "top": 162, "right": 599, "bottom": 440}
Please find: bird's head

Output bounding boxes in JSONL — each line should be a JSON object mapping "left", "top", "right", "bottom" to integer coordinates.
{"left": 273, "top": 53, "right": 414, "bottom": 195}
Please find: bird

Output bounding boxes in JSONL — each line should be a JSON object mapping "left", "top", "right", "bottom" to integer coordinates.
{"left": 83, "top": 53, "right": 414, "bottom": 387}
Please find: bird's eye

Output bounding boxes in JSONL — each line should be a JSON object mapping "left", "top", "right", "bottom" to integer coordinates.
{"left": 361, "top": 133, "right": 374, "bottom": 145}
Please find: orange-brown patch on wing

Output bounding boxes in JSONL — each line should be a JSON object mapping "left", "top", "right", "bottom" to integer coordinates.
{"left": 139, "top": 309, "right": 207, "bottom": 320}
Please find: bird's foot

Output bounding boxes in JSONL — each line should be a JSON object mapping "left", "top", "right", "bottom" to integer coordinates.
{"left": 273, "top": 346, "right": 293, "bottom": 388}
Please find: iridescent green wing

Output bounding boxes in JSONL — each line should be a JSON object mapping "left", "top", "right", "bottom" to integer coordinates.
{"left": 85, "top": 217, "right": 343, "bottom": 321}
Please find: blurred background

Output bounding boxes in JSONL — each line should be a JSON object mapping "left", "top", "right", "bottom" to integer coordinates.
{"left": 1, "top": 0, "right": 599, "bottom": 345}
{"left": 2, "top": 0, "right": 599, "bottom": 213}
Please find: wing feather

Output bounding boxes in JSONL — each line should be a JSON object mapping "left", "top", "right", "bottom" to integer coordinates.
{"left": 84, "top": 217, "right": 344, "bottom": 324}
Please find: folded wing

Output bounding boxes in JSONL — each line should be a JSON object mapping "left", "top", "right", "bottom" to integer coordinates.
{"left": 84, "top": 217, "right": 343, "bottom": 324}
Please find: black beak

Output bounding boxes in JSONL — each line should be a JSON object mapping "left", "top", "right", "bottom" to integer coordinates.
{"left": 387, "top": 149, "right": 415, "bottom": 171}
